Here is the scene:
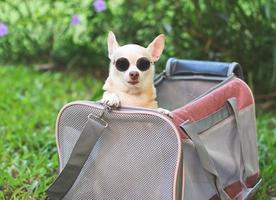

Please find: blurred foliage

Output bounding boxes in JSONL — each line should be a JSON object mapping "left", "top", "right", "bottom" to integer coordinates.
{"left": 0, "top": 0, "right": 275, "bottom": 92}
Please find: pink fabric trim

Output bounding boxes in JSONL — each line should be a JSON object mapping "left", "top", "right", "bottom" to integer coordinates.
{"left": 209, "top": 172, "right": 260, "bottom": 200}
{"left": 171, "top": 78, "right": 254, "bottom": 139}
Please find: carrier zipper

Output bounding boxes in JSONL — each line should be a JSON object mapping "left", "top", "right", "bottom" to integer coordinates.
{"left": 79, "top": 100, "right": 173, "bottom": 118}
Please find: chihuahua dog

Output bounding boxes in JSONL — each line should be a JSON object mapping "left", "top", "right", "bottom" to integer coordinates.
{"left": 101, "top": 31, "right": 171, "bottom": 116}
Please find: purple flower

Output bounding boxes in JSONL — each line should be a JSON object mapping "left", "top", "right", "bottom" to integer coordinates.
{"left": 93, "top": 0, "right": 106, "bottom": 12}
{"left": 71, "top": 15, "right": 80, "bottom": 26}
{"left": 0, "top": 23, "right": 8, "bottom": 37}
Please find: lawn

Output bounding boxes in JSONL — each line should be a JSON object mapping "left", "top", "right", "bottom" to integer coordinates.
{"left": 0, "top": 66, "right": 275, "bottom": 199}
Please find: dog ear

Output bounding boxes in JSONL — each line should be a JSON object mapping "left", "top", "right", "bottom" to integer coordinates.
{"left": 147, "top": 34, "right": 165, "bottom": 62}
{"left": 107, "top": 31, "right": 119, "bottom": 59}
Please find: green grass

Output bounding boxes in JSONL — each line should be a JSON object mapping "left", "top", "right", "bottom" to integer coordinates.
{"left": 0, "top": 66, "right": 275, "bottom": 199}
{"left": 255, "top": 113, "right": 276, "bottom": 199}
{"left": 0, "top": 66, "right": 103, "bottom": 199}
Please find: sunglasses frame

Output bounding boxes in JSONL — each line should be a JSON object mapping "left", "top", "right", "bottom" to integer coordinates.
{"left": 113, "top": 57, "right": 154, "bottom": 72}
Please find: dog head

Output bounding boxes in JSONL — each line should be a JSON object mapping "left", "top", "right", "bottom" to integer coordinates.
{"left": 107, "top": 31, "right": 165, "bottom": 92}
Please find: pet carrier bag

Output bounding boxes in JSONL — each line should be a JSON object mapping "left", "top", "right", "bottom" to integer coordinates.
{"left": 47, "top": 58, "right": 261, "bottom": 200}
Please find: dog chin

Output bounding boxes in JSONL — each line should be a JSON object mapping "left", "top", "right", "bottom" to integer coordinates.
{"left": 127, "top": 81, "right": 139, "bottom": 86}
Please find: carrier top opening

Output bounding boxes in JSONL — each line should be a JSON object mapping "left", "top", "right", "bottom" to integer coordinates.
{"left": 155, "top": 58, "right": 244, "bottom": 111}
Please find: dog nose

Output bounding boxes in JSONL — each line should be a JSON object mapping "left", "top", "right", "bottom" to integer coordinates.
{"left": 129, "top": 71, "right": 139, "bottom": 80}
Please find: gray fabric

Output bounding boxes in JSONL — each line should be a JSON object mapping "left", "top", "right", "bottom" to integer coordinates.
{"left": 57, "top": 103, "right": 181, "bottom": 200}
{"left": 237, "top": 106, "right": 259, "bottom": 178}
{"left": 181, "top": 97, "right": 254, "bottom": 199}
{"left": 181, "top": 121, "right": 231, "bottom": 200}
{"left": 181, "top": 97, "right": 253, "bottom": 197}
{"left": 46, "top": 117, "right": 106, "bottom": 200}
{"left": 182, "top": 105, "right": 258, "bottom": 200}
{"left": 227, "top": 98, "right": 259, "bottom": 189}
{"left": 182, "top": 104, "right": 230, "bottom": 135}
{"left": 182, "top": 140, "right": 216, "bottom": 200}
{"left": 156, "top": 79, "right": 220, "bottom": 110}
{"left": 227, "top": 98, "right": 246, "bottom": 188}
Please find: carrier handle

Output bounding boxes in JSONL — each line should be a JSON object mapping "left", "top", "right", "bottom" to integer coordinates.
{"left": 180, "top": 97, "right": 248, "bottom": 200}
{"left": 46, "top": 114, "right": 107, "bottom": 200}
{"left": 165, "top": 58, "right": 244, "bottom": 79}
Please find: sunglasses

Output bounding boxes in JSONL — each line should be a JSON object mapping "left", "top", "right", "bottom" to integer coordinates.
{"left": 113, "top": 57, "right": 152, "bottom": 72}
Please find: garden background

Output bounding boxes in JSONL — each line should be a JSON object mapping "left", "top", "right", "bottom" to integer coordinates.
{"left": 0, "top": 0, "right": 275, "bottom": 199}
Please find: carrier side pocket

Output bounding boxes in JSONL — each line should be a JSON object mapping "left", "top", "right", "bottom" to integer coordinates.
{"left": 180, "top": 97, "right": 247, "bottom": 200}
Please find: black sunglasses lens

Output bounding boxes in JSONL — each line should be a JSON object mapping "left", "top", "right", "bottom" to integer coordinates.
{"left": 136, "top": 57, "right": 151, "bottom": 71}
{"left": 115, "top": 57, "right": 129, "bottom": 71}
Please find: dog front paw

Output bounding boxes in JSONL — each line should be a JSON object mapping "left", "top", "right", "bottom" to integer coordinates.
{"left": 101, "top": 92, "right": 120, "bottom": 107}
{"left": 157, "top": 108, "right": 173, "bottom": 118}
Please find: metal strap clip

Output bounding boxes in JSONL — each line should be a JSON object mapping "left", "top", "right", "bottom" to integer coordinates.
{"left": 88, "top": 104, "right": 111, "bottom": 128}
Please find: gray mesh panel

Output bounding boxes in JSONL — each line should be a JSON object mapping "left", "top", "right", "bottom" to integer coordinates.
{"left": 57, "top": 103, "right": 180, "bottom": 200}
{"left": 156, "top": 79, "right": 220, "bottom": 110}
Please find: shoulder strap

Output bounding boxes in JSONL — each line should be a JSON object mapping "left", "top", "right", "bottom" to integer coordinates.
{"left": 46, "top": 115, "right": 107, "bottom": 200}
{"left": 227, "top": 97, "right": 247, "bottom": 188}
